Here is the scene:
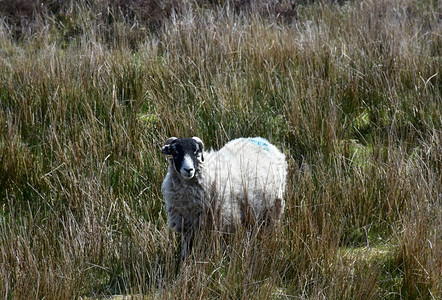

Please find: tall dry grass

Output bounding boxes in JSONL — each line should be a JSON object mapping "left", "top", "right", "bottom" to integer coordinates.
{"left": 0, "top": 0, "right": 440, "bottom": 298}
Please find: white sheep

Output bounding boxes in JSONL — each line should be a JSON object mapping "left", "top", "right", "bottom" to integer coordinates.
{"left": 161, "top": 136, "right": 287, "bottom": 258}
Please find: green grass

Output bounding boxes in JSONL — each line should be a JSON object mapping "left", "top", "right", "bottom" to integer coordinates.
{"left": 0, "top": 0, "right": 441, "bottom": 298}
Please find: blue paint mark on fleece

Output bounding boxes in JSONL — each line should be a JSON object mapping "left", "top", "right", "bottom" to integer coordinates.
{"left": 248, "top": 137, "right": 270, "bottom": 151}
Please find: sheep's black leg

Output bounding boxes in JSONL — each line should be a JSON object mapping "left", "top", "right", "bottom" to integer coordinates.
{"left": 182, "top": 231, "right": 194, "bottom": 260}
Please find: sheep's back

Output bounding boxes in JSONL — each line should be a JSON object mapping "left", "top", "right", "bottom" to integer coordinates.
{"left": 203, "top": 137, "right": 287, "bottom": 227}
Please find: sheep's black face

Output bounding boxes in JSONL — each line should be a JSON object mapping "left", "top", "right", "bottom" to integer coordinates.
{"left": 162, "top": 137, "right": 204, "bottom": 180}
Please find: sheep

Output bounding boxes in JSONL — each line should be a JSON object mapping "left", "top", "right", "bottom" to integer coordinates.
{"left": 161, "top": 136, "right": 287, "bottom": 259}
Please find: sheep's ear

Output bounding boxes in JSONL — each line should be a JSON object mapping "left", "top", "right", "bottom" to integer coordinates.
{"left": 161, "top": 145, "right": 171, "bottom": 155}
{"left": 192, "top": 137, "right": 204, "bottom": 161}
{"left": 162, "top": 137, "right": 177, "bottom": 155}
{"left": 192, "top": 137, "right": 204, "bottom": 151}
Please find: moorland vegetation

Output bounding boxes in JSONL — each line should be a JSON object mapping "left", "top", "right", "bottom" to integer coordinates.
{"left": 0, "top": 0, "right": 440, "bottom": 298}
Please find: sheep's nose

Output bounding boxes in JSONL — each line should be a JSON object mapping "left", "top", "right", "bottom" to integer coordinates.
{"left": 184, "top": 168, "right": 194, "bottom": 173}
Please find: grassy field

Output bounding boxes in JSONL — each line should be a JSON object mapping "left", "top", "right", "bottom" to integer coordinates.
{"left": 0, "top": 0, "right": 440, "bottom": 298}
